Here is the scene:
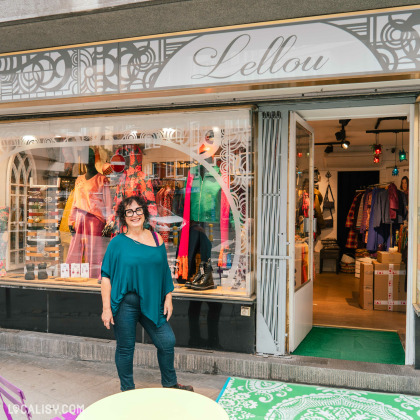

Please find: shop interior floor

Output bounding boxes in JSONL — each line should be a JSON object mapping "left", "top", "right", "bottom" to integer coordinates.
{"left": 291, "top": 326, "right": 405, "bottom": 365}
{"left": 313, "top": 272, "right": 406, "bottom": 341}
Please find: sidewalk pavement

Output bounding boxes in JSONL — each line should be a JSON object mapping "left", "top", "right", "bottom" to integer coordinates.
{"left": 0, "top": 350, "right": 228, "bottom": 420}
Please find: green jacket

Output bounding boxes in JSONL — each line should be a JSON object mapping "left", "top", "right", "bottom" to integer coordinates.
{"left": 190, "top": 166, "right": 221, "bottom": 223}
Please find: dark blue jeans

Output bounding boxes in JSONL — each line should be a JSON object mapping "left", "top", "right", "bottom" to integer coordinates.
{"left": 113, "top": 292, "right": 177, "bottom": 391}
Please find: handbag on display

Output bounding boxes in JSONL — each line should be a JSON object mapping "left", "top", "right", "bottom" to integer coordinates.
{"left": 323, "top": 184, "right": 335, "bottom": 210}
{"left": 323, "top": 172, "right": 335, "bottom": 227}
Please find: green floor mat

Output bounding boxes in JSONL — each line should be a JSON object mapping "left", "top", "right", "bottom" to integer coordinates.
{"left": 217, "top": 377, "right": 420, "bottom": 420}
{"left": 291, "top": 326, "right": 405, "bottom": 365}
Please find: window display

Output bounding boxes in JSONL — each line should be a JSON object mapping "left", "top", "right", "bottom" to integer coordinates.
{"left": 0, "top": 109, "right": 254, "bottom": 297}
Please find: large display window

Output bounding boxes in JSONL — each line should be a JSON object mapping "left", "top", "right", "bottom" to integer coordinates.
{"left": 0, "top": 109, "right": 255, "bottom": 298}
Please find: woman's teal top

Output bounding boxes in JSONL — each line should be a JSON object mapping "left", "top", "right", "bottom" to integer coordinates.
{"left": 101, "top": 233, "right": 174, "bottom": 327}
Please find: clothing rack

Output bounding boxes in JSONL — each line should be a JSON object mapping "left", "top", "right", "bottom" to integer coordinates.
{"left": 356, "top": 181, "right": 393, "bottom": 192}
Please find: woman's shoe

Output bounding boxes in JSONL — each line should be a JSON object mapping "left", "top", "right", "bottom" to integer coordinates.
{"left": 38, "top": 263, "right": 48, "bottom": 280}
{"left": 24, "top": 263, "right": 35, "bottom": 280}
{"left": 191, "top": 259, "right": 215, "bottom": 290}
{"left": 185, "top": 262, "right": 205, "bottom": 288}
{"left": 169, "top": 383, "right": 194, "bottom": 392}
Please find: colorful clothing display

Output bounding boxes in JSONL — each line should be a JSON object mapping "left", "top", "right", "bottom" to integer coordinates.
{"left": 66, "top": 209, "right": 106, "bottom": 278}
{"left": 344, "top": 183, "right": 407, "bottom": 253}
{"left": 112, "top": 148, "right": 157, "bottom": 234}
{"left": 345, "top": 193, "right": 362, "bottom": 249}
{"left": 190, "top": 166, "right": 222, "bottom": 223}
{"left": 59, "top": 189, "right": 75, "bottom": 233}
{"left": 69, "top": 174, "right": 111, "bottom": 225}
{"left": 156, "top": 186, "right": 174, "bottom": 244}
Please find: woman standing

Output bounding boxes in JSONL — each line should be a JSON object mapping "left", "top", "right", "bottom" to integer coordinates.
{"left": 101, "top": 195, "right": 193, "bottom": 392}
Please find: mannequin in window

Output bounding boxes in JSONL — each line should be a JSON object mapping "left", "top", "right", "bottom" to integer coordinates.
{"left": 66, "top": 148, "right": 112, "bottom": 278}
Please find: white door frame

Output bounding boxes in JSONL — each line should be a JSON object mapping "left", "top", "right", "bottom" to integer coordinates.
{"left": 288, "top": 112, "right": 315, "bottom": 352}
{"left": 291, "top": 102, "right": 416, "bottom": 364}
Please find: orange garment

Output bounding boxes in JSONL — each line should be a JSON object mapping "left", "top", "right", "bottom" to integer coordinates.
{"left": 69, "top": 174, "right": 111, "bottom": 225}
{"left": 59, "top": 189, "right": 75, "bottom": 233}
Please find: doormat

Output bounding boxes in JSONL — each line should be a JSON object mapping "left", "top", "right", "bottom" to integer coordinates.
{"left": 291, "top": 326, "right": 405, "bottom": 365}
{"left": 217, "top": 377, "right": 420, "bottom": 420}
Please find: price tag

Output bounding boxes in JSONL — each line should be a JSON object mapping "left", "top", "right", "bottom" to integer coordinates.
{"left": 71, "top": 263, "right": 81, "bottom": 277}
{"left": 60, "top": 263, "right": 70, "bottom": 278}
{"left": 81, "top": 263, "right": 89, "bottom": 278}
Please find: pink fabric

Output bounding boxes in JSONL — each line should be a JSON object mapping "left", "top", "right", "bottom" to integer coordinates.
{"left": 388, "top": 182, "right": 399, "bottom": 220}
{"left": 177, "top": 171, "right": 193, "bottom": 279}
{"left": 69, "top": 174, "right": 111, "bottom": 224}
{"left": 66, "top": 209, "right": 106, "bottom": 278}
{"left": 220, "top": 190, "right": 230, "bottom": 245}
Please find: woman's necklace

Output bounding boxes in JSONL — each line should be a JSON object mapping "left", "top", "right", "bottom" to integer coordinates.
{"left": 127, "top": 229, "right": 147, "bottom": 244}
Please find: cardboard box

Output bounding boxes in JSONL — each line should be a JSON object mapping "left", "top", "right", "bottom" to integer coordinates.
{"left": 373, "top": 262, "right": 406, "bottom": 312}
{"left": 355, "top": 257, "right": 375, "bottom": 279}
{"left": 377, "top": 251, "right": 402, "bottom": 264}
{"left": 359, "top": 262, "right": 374, "bottom": 310}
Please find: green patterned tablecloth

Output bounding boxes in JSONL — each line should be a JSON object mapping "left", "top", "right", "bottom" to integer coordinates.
{"left": 217, "top": 377, "right": 420, "bottom": 419}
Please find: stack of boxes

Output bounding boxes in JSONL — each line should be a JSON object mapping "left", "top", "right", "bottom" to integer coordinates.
{"left": 358, "top": 251, "right": 406, "bottom": 312}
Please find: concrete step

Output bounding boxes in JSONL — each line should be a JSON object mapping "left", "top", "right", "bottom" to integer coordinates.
{"left": 1, "top": 328, "right": 419, "bottom": 395}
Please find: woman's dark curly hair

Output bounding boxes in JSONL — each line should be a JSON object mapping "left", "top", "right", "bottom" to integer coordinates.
{"left": 116, "top": 195, "right": 150, "bottom": 227}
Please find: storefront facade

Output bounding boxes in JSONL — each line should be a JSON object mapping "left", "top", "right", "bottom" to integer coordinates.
{"left": 0, "top": 4, "right": 419, "bottom": 364}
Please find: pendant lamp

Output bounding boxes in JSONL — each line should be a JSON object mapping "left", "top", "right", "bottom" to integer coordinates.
{"left": 392, "top": 132, "right": 399, "bottom": 176}
{"left": 399, "top": 122, "right": 407, "bottom": 162}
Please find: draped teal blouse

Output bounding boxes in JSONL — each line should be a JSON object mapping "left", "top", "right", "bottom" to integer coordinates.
{"left": 101, "top": 233, "right": 174, "bottom": 327}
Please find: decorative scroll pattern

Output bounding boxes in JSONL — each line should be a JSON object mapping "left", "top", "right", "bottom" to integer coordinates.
{"left": 0, "top": 10, "right": 419, "bottom": 102}
{"left": 220, "top": 127, "right": 252, "bottom": 288}
{"left": 329, "top": 10, "right": 420, "bottom": 71}
{"left": 0, "top": 37, "right": 196, "bottom": 101}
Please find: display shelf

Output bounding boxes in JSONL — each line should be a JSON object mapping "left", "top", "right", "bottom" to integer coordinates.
{"left": 0, "top": 275, "right": 255, "bottom": 301}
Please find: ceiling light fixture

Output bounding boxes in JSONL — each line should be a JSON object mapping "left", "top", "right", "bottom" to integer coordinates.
{"left": 373, "top": 155, "right": 380, "bottom": 164}
{"left": 324, "top": 145, "right": 334, "bottom": 154}
{"left": 371, "top": 132, "right": 382, "bottom": 156}
{"left": 335, "top": 119, "right": 350, "bottom": 142}
{"left": 341, "top": 140, "right": 350, "bottom": 149}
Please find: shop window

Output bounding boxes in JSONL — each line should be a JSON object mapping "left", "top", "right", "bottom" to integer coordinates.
{"left": 0, "top": 110, "right": 254, "bottom": 298}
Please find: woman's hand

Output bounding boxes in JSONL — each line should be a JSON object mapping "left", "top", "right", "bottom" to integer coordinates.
{"left": 164, "top": 293, "right": 173, "bottom": 321}
{"left": 102, "top": 308, "right": 114, "bottom": 329}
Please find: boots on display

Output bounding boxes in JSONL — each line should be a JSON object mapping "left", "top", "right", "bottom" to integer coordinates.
{"left": 185, "top": 262, "right": 205, "bottom": 289}
{"left": 24, "top": 263, "right": 35, "bottom": 280}
{"left": 38, "top": 263, "right": 48, "bottom": 280}
{"left": 191, "top": 259, "right": 215, "bottom": 290}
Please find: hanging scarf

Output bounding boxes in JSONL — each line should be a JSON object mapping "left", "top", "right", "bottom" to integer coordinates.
{"left": 176, "top": 171, "right": 194, "bottom": 280}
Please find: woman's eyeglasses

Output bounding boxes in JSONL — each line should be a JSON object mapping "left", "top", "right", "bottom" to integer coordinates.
{"left": 124, "top": 207, "right": 144, "bottom": 217}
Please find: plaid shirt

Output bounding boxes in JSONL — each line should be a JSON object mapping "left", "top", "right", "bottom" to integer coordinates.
{"left": 345, "top": 193, "right": 362, "bottom": 228}
{"left": 345, "top": 193, "right": 363, "bottom": 249}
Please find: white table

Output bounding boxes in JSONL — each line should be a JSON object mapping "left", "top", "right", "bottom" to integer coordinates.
{"left": 77, "top": 388, "right": 229, "bottom": 420}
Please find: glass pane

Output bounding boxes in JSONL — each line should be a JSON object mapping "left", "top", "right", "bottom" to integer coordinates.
{"left": 19, "top": 168, "right": 25, "bottom": 185}
{"left": 13, "top": 156, "right": 20, "bottom": 170}
{"left": 11, "top": 168, "right": 16, "bottom": 184}
{"left": 0, "top": 110, "right": 254, "bottom": 297}
{"left": 295, "top": 123, "right": 313, "bottom": 290}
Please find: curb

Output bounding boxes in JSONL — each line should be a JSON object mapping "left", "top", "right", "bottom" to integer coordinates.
{"left": 1, "top": 328, "right": 419, "bottom": 395}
